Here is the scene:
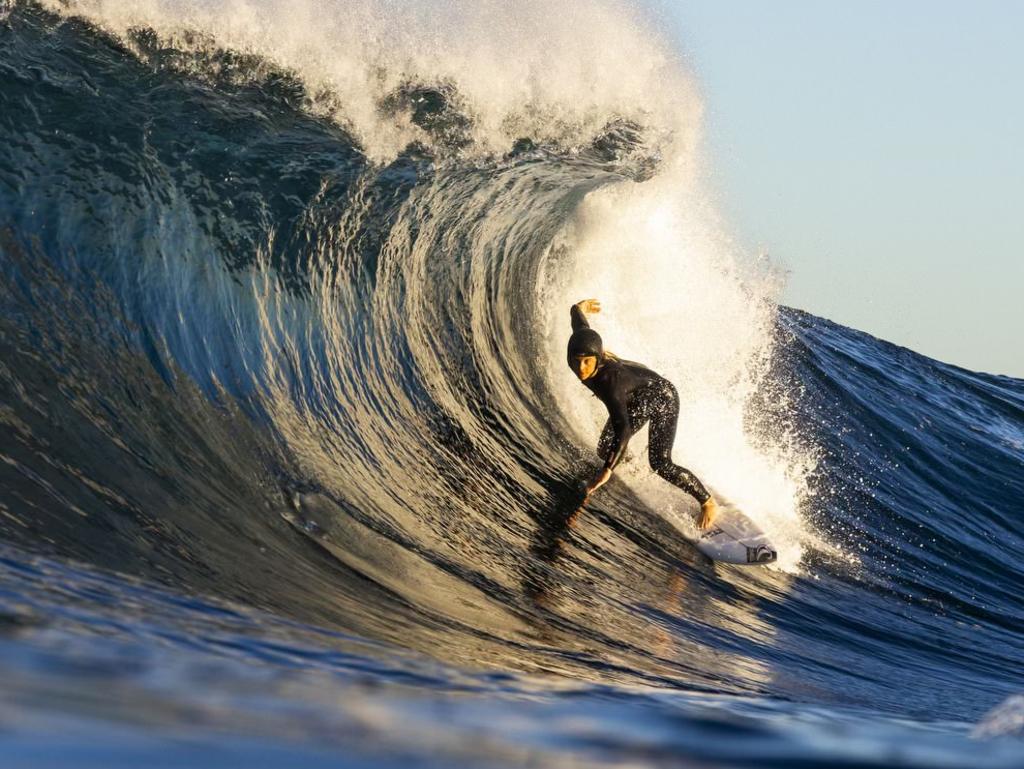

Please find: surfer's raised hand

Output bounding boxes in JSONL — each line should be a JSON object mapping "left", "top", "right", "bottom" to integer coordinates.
{"left": 575, "top": 298, "right": 601, "bottom": 316}
{"left": 698, "top": 497, "right": 718, "bottom": 530}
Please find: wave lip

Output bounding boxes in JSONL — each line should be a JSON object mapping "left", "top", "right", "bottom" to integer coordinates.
{"left": 35, "top": 0, "right": 701, "bottom": 160}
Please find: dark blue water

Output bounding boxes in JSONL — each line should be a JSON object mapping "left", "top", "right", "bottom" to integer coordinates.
{"left": 1, "top": 4, "right": 1023, "bottom": 767}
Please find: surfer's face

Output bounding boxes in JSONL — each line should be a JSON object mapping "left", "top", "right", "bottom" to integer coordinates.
{"left": 573, "top": 355, "right": 598, "bottom": 381}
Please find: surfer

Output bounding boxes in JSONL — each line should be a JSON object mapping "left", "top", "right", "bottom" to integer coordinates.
{"left": 568, "top": 298, "right": 718, "bottom": 529}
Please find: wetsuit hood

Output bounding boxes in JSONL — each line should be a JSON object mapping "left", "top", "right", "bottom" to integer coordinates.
{"left": 567, "top": 328, "right": 604, "bottom": 369}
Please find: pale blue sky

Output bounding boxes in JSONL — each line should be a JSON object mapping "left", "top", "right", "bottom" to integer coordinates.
{"left": 659, "top": 1, "right": 1023, "bottom": 377}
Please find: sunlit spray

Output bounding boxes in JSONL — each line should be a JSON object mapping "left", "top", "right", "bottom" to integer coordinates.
{"left": 541, "top": 156, "right": 811, "bottom": 571}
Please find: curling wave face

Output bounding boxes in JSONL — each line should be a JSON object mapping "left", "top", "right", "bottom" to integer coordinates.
{"left": 1, "top": 2, "right": 1023, "bottom": 766}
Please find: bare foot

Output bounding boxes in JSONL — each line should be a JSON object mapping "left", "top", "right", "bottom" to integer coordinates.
{"left": 698, "top": 498, "right": 718, "bottom": 530}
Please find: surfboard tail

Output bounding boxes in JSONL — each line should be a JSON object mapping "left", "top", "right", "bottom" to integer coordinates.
{"left": 745, "top": 545, "right": 777, "bottom": 564}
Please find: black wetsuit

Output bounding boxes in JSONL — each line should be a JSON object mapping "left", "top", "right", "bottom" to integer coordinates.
{"left": 570, "top": 305, "right": 710, "bottom": 504}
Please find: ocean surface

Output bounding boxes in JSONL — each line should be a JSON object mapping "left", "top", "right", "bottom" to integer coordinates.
{"left": 1, "top": 3, "right": 1022, "bottom": 767}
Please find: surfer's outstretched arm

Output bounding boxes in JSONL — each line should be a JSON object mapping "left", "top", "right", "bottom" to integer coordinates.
{"left": 585, "top": 397, "right": 631, "bottom": 497}
{"left": 601, "top": 397, "right": 632, "bottom": 472}
{"left": 571, "top": 298, "right": 601, "bottom": 331}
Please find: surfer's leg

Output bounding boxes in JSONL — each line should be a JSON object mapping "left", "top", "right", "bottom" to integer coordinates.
{"left": 647, "top": 385, "right": 711, "bottom": 504}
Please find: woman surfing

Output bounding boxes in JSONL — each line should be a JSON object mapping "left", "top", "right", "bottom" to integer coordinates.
{"left": 567, "top": 298, "right": 718, "bottom": 529}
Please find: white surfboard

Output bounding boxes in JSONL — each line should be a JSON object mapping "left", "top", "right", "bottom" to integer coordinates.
{"left": 619, "top": 469, "right": 778, "bottom": 566}
{"left": 693, "top": 503, "right": 777, "bottom": 565}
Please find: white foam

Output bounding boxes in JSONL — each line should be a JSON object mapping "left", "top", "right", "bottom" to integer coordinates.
{"left": 43, "top": 0, "right": 701, "bottom": 161}
{"left": 974, "top": 694, "right": 1024, "bottom": 738}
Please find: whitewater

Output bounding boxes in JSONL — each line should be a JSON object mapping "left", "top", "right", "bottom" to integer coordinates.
{"left": 1, "top": 1, "right": 1022, "bottom": 767}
